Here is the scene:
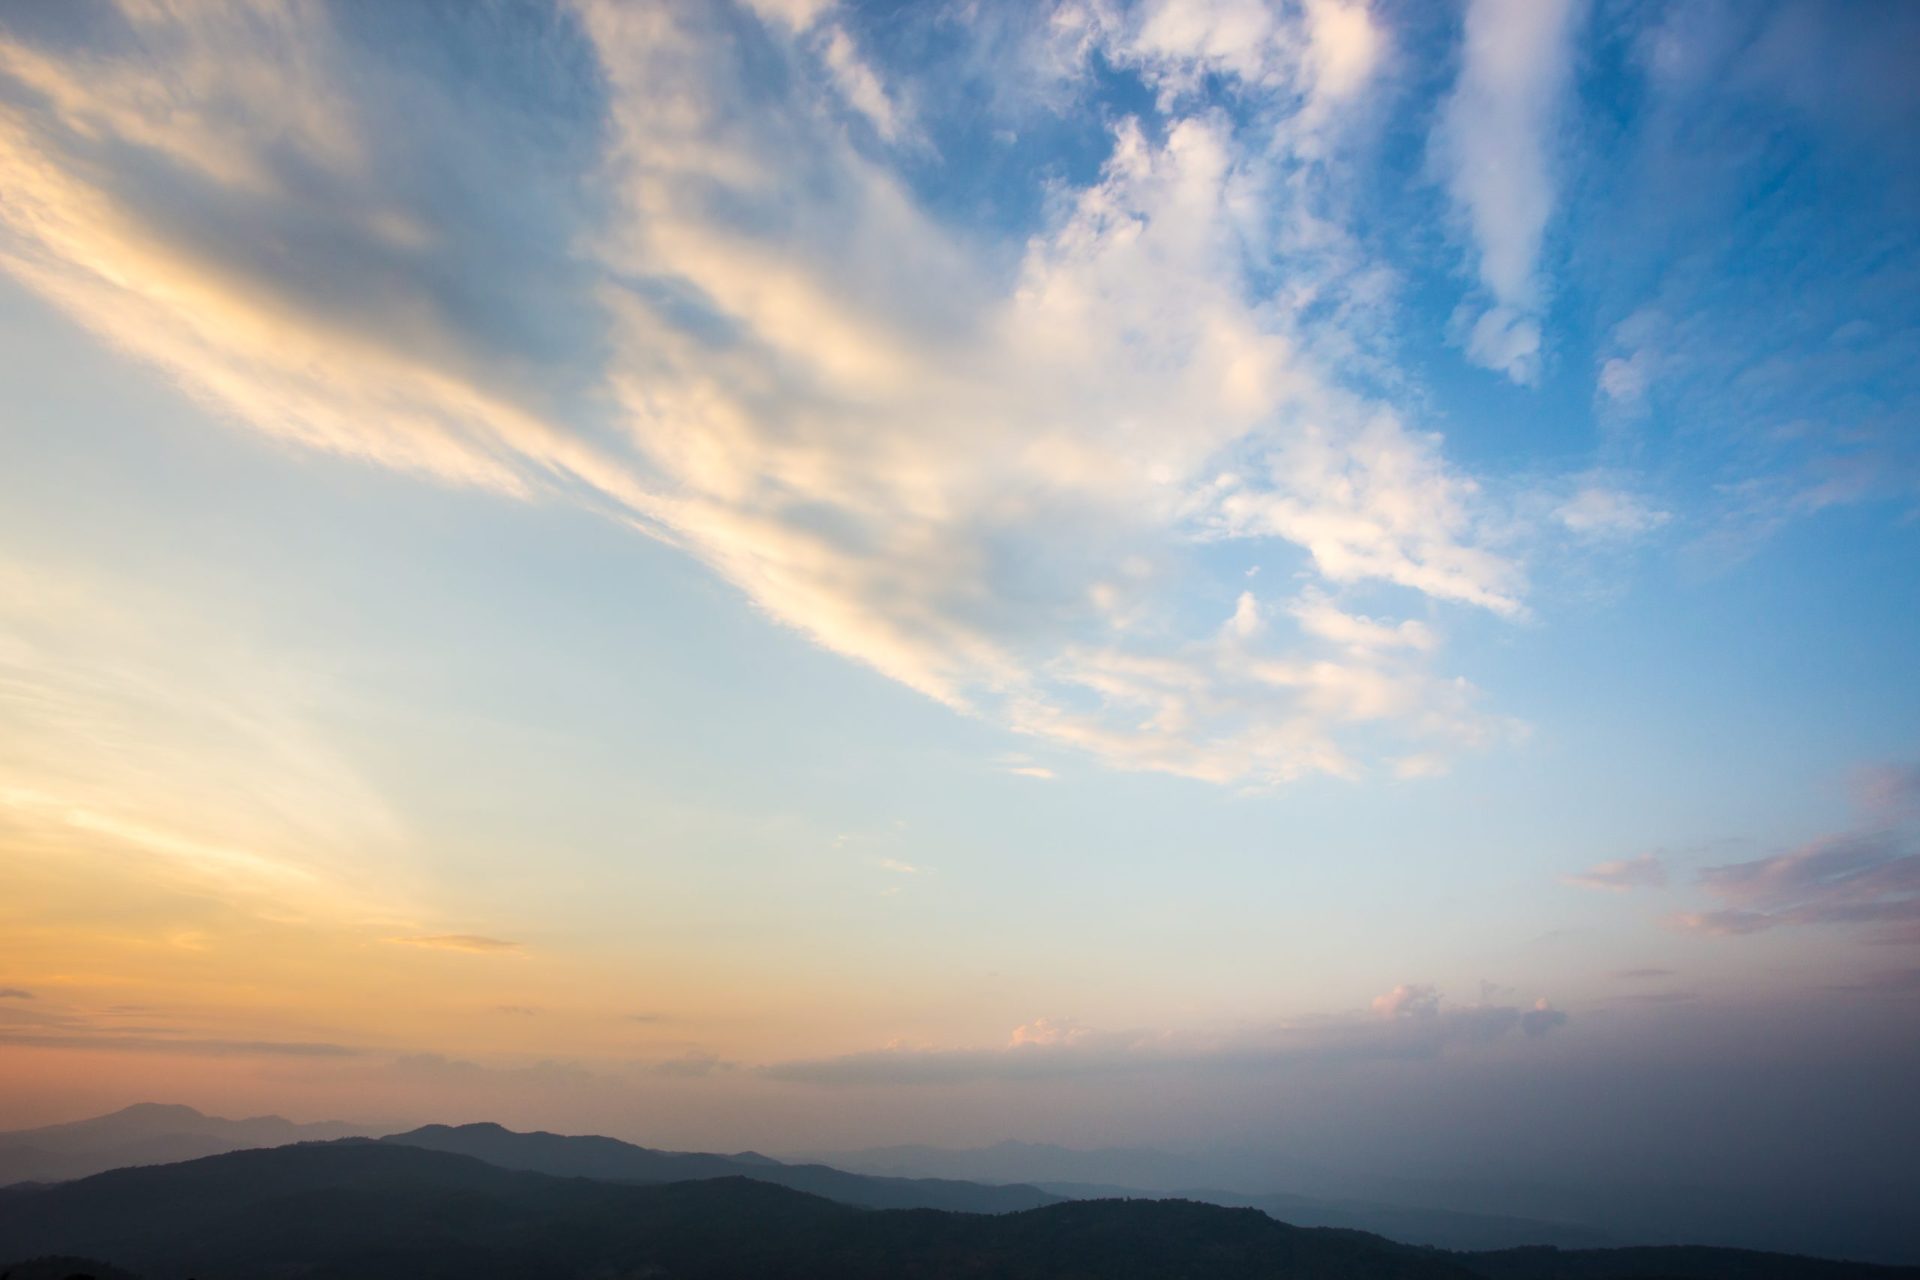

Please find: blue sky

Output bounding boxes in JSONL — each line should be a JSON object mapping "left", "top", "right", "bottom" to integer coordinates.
{"left": 0, "top": 0, "right": 1917, "bottom": 1251}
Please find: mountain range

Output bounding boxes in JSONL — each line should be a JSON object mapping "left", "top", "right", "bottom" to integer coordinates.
{"left": 797, "top": 1139, "right": 1920, "bottom": 1262}
{"left": 2, "top": 1107, "right": 1912, "bottom": 1274}
{"left": 796, "top": 1141, "right": 1619, "bottom": 1251}
{"left": 0, "top": 1103, "right": 377, "bottom": 1186}
{"left": 379, "top": 1121, "right": 1058, "bottom": 1213}
{"left": 6, "top": 1140, "right": 1914, "bottom": 1280}
{"left": 0, "top": 1107, "right": 1603, "bottom": 1251}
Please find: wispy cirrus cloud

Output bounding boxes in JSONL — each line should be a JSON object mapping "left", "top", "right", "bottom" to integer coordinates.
{"left": 0, "top": 991, "right": 361, "bottom": 1057}
{"left": 0, "top": 557, "right": 410, "bottom": 923}
{"left": 1431, "top": 0, "right": 1585, "bottom": 384}
{"left": 1669, "top": 831, "right": 1919, "bottom": 940}
{"left": 0, "top": 0, "right": 1545, "bottom": 789}
{"left": 1664, "top": 768, "right": 1920, "bottom": 941}
{"left": 1554, "top": 485, "right": 1671, "bottom": 541}
{"left": 1828, "top": 967, "right": 1920, "bottom": 996}
{"left": 1852, "top": 763, "right": 1920, "bottom": 821}
{"left": 389, "top": 934, "right": 524, "bottom": 954}
{"left": 1590, "top": 6, "right": 1920, "bottom": 560}
{"left": 0, "top": 1029, "right": 362, "bottom": 1057}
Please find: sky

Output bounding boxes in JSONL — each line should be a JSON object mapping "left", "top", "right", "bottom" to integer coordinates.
{"left": 0, "top": 0, "right": 1917, "bottom": 1257}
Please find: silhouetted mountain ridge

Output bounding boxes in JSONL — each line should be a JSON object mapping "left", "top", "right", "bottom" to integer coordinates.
{"left": 0, "top": 1104, "right": 376, "bottom": 1187}
{"left": 2, "top": 1141, "right": 1913, "bottom": 1280}
{"left": 798, "top": 1140, "right": 1618, "bottom": 1251}
{"left": 380, "top": 1120, "right": 1060, "bottom": 1213}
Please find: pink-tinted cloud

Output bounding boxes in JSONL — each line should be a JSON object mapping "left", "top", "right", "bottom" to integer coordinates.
{"left": 1370, "top": 983, "right": 1440, "bottom": 1019}
{"left": 1849, "top": 762, "right": 1920, "bottom": 820}
{"left": 1668, "top": 830, "right": 1919, "bottom": 938}
{"left": 1563, "top": 852, "right": 1668, "bottom": 892}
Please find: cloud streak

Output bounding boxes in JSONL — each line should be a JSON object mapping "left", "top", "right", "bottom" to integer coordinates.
{"left": 389, "top": 934, "right": 524, "bottom": 954}
{"left": 1669, "top": 831, "right": 1919, "bottom": 938}
{"left": 764, "top": 996, "right": 1567, "bottom": 1087}
{"left": 1432, "top": 0, "right": 1585, "bottom": 383}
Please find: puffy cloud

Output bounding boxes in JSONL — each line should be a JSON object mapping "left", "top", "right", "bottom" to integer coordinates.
{"left": 1370, "top": 982, "right": 1440, "bottom": 1018}
{"left": 1564, "top": 853, "right": 1668, "bottom": 892}
{"left": 1431, "top": 0, "right": 1585, "bottom": 383}
{"left": 0, "top": 987, "right": 34, "bottom": 999}
{"left": 1088, "top": 0, "right": 1384, "bottom": 122}
{"left": 1009, "top": 1016, "right": 1087, "bottom": 1047}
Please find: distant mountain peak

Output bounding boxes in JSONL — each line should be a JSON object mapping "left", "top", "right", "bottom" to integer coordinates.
{"left": 0, "top": 1103, "right": 380, "bottom": 1188}
{"left": 100, "top": 1103, "right": 208, "bottom": 1122}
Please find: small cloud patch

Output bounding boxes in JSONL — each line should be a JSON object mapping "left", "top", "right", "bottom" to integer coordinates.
{"left": 390, "top": 934, "right": 523, "bottom": 954}
{"left": 1564, "top": 853, "right": 1668, "bottom": 892}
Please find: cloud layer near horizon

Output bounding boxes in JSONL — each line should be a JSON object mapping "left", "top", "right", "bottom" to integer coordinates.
{"left": 762, "top": 990, "right": 1567, "bottom": 1087}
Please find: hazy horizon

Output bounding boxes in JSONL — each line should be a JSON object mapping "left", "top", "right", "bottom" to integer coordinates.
{"left": 1, "top": 0, "right": 1916, "bottom": 1265}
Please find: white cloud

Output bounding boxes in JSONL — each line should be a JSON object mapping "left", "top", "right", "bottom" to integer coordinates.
{"left": 1289, "top": 591, "right": 1437, "bottom": 653}
{"left": 1390, "top": 752, "right": 1450, "bottom": 779}
{"left": 578, "top": 1, "right": 1530, "bottom": 785}
{"left": 999, "top": 756, "right": 1058, "bottom": 781}
{"left": 1009, "top": 1016, "right": 1086, "bottom": 1047}
{"left": 1556, "top": 486, "right": 1671, "bottom": 540}
{"left": 1100, "top": 0, "right": 1384, "bottom": 126}
{"left": 818, "top": 24, "right": 911, "bottom": 143}
{"left": 0, "top": 0, "right": 1531, "bottom": 789}
{"left": 1432, "top": 0, "right": 1585, "bottom": 384}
